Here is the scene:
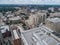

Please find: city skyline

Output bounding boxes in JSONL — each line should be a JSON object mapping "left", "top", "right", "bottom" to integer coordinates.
{"left": 0, "top": 0, "right": 60, "bottom": 5}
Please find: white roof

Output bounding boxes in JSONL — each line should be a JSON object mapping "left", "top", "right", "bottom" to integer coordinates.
{"left": 21, "top": 26, "right": 59, "bottom": 45}
{"left": 0, "top": 19, "right": 5, "bottom": 26}
{"left": 9, "top": 16, "right": 21, "bottom": 20}
{"left": 34, "top": 31, "right": 59, "bottom": 45}
{"left": 47, "top": 18, "right": 60, "bottom": 23}
{"left": 7, "top": 14, "right": 14, "bottom": 17}
{"left": 50, "top": 12, "right": 60, "bottom": 16}
{"left": 43, "top": 37, "right": 58, "bottom": 45}
{"left": 0, "top": 25, "right": 9, "bottom": 33}
{"left": 22, "top": 27, "right": 41, "bottom": 45}
{"left": 13, "top": 30, "right": 20, "bottom": 39}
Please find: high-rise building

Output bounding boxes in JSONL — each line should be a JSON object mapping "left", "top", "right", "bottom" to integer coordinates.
{"left": 45, "top": 18, "right": 60, "bottom": 33}
{"left": 50, "top": 12, "right": 60, "bottom": 18}
{"left": 32, "top": 30, "right": 59, "bottom": 45}
{"left": 12, "top": 29, "right": 22, "bottom": 45}
{"left": 21, "top": 25, "right": 60, "bottom": 45}
{"left": 25, "top": 13, "right": 47, "bottom": 28}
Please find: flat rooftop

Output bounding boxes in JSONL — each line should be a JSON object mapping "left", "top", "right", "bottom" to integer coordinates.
{"left": 12, "top": 30, "right": 20, "bottom": 40}
{"left": 50, "top": 12, "right": 60, "bottom": 16}
{"left": 9, "top": 16, "right": 21, "bottom": 21}
{"left": 21, "top": 26, "right": 57, "bottom": 45}
{"left": 0, "top": 25, "right": 9, "bottom": 33}
{"left": 22, "top": 27, "right": 41, "bottom": 45}
{"left": 0, "top": 19, "right": 5, "bottom": 26}
{"left": 34, "top": 30, "right": 59, "bottom": 45}
{"left": 47, "top": 18, "right": 60, "bottom": 23}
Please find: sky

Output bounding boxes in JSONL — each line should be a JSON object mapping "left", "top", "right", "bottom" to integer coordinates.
{"left": 0, "top": 0, "right": 60, "bottom": 5}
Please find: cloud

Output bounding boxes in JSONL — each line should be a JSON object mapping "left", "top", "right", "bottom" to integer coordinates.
{"left": 0, "top": 0, "right": 60, "bottom": 5}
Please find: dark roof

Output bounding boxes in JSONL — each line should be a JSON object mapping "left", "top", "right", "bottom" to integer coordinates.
{"left": 52, "top": 32, "right": 60, "bottom": 38}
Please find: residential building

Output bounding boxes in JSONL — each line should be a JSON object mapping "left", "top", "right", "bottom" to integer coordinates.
{"left": 48, "top": 7, "right": 55, "bottom": 12}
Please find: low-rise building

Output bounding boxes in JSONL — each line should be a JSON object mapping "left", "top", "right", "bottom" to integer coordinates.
{"left": 0, "top": 18, "right": 5, "bottom": 26}
{"left": 0, "top": 25, "right": 11, "bottom": 38}
{"left": 0, "top": 13, "right": 3, "bottom": 18}
{"left": 8, "top": 16, "right": 21, "bottom": 24}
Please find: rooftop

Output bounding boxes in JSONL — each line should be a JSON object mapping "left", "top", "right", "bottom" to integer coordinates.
{"left": 47, "top": 18, "right": 60, "bottom": 23}
{"left": 52, "top": 32, "right": 60, "bottom": 38}
{"left": 0, "top": 25, "right": 9, "bottom": 33}
{"left": 33, "top": 30, "right": 59, "bottom": 45}
{"left": 9, "top": 16, "right": 21, "bottom": 21}
{"left": 21, "top": 26, "right": 59, "bottom": 45}
{"left": 22, "top": 27, "right": 41, "bottom": 45}
{"left": 0, "top": 19, "right": 5, "bottom": 26}
{"left": 50, "top": 12, "right": 60, "bottom": 16}
{"left": 13, "top": 30, "right": 20, "bottom": 39}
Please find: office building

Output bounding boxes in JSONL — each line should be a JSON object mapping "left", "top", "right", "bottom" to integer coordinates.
{"left": 12, "top": 30, "right": 22, "bottom": 45}
{"left": 45, "top": 18, "right": 60, "bottom": 33}
{"left": 32, "top": 30, "right": 59, "bottom": 45}
{"left": 21, "top": 25, "right": 60, "bottom": 45}
{"left": 25, "top": 13, "right": 47, "bottom": 28}
{"left": 50, "top": 12, "right": 60, "bottom": 18}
